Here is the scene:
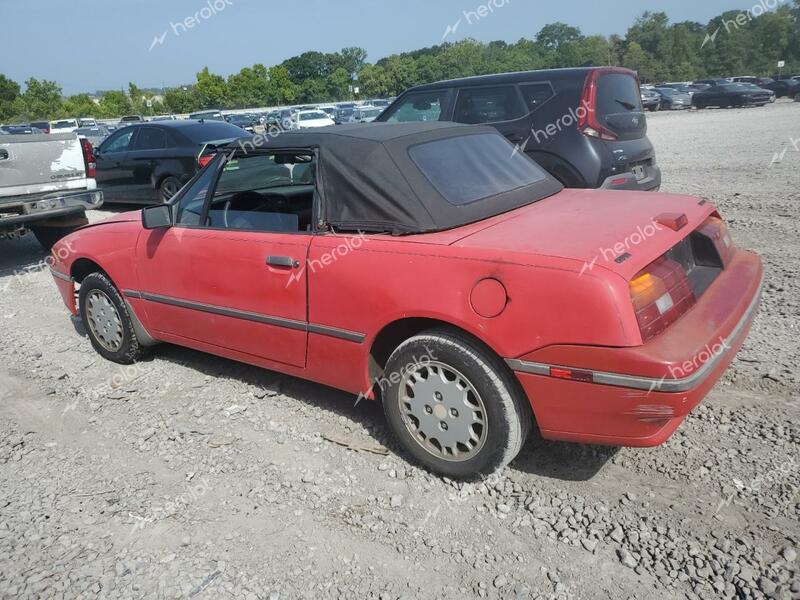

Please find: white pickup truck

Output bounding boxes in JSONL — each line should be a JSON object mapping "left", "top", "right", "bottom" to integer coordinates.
{"left": 0, "top": 131, "right": 103, "bottom": 250}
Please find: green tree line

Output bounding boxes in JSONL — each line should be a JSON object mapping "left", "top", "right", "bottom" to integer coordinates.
{"left": 2, "top": 5, "right": 799, "bottom": 122}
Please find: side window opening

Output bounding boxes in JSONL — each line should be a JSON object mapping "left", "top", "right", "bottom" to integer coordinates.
{"left": 519, "top": 83, "right": 555, "bottom": 112}
{"left": 205, "top": 152, "right": 316, "bottom": 233}
{"left": 134, "top": 128, "right": 166, "bottom": 151}
{"left": 453, "top": 86, "right": 526, "bottom": 124}
{"left": 382, "top": 91, "right": 450, "bottom": 123}
{"left": 102, "top": 129, "right": 134, "bottom": 153}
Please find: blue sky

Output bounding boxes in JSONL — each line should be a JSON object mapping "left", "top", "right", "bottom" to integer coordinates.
{"left": 0, "top": 0, "right": 761, "bottom": 94}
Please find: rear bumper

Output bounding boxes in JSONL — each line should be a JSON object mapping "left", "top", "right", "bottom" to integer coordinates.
{"left": 0, "top": 189, "right": 103, "bottom": 228}
{"left": 507, "top": 250, "right": 763, "bottom": 446}
{"left": 600, "top": 163, "right": 661, "bottom": 192}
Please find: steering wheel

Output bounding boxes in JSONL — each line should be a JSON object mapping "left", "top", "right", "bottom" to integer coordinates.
{"left": 223, "top": 191, "right": 264, "bottom": 229}
{"left": 220, "top": 175, "right": 293, "bottom": 227}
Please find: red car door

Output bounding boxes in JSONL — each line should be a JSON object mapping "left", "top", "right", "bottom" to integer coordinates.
{"left": 132, "top": 153, "right": 312, "bottom": 368}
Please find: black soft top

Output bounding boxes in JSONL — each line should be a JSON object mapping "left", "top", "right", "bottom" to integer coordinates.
{"left": 230, "top": 122, "right": 562, "bottom": 234}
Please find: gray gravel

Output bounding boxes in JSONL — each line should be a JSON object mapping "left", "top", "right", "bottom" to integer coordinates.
{"left": 0, "top": 100, "right": 798, "bottom": 599}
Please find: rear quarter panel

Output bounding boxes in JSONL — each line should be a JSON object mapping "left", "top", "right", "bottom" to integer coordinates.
{"left": 306, "top": 233, "right": 637, "bottom": 395}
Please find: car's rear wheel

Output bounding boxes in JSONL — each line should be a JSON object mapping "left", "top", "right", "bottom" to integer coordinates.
{"left": 158, "top": 176, "right": 182, "bottom": 203}
{"left": 78, "top": 272, "right": 144, "bottom": 364}
{"left": 382, "top": 329, "right": 531, "bottom": 479}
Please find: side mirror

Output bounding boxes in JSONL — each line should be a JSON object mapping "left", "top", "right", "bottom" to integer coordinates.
{"left": 142, "top": 204, "right": 173, "bottom": 229}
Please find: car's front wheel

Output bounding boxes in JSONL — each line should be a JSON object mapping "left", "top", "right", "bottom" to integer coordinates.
{"left": 382, "top": 329, "right": 531, "bottom": 479}
{"left": 78, "top": 272, "right": 144, "bottom": 364}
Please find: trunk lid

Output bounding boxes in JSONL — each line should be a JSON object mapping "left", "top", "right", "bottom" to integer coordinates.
{"left": 453, "top": 189, "right": 715, "bottom": 280}
{"left": 0, "top": 132, "right": 87, "bottom": 198}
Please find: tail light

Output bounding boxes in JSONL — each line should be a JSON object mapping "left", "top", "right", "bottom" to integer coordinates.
{"left": 198, "top": 153, "right": 216, "bottom": 169}
{"left": 630, "top": 257, "right": 696, "bottom": 342}
{"left": 578, "top": 69, "right": 619, "bottom": 141}
{"left": 80, "top": 138, "right": 96, "bottom": 178}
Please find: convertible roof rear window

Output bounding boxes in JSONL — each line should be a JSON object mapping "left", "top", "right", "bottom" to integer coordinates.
{"left": 408, "top": 133, "right": 548, "bottom": 206}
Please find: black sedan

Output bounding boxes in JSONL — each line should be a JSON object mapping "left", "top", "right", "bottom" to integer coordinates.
{"left": 692, "top": 83, "right": 773, "bottom": 109}
{"left": 94, "top": 120, "right": 247, "bottom": 204}
{"left": 1, "top": 124, "right": 44, "bottom": 134}
{"left": 640, "top": 89, "right": 661, "bottom": 112}
{"left": 226, "top": 113, "right": 258, "bottom": 133}
{"left": 654, "top": 87, "right": 692, "bottom": 110}
{"left": 762, "top": 79, "right": 800, "bottom": 99}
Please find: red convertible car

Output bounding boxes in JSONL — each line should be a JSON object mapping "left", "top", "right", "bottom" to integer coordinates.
{"left": 49, "top": 123, "right": 763, "bottom": 479}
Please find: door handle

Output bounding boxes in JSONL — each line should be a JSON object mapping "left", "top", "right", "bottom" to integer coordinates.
{"left": 0, "top": 149, "right": 8, "bottom": 160}
{"left": 266, "top": 256, "right": 301, "bottom": 268}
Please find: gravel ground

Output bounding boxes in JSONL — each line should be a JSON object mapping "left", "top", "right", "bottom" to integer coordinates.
{"left": 0, "top": 101, "right": 798, "bottom": 600}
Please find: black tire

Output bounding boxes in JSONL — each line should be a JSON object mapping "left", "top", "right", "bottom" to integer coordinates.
{"left": 382, "top": 329, "right": 531, "bottom": 479}
{"left": 78, "top": 272, "right": 144, "bottom": 364}
{"left": 158, "top": 176, "right": 182, "bottom": 203}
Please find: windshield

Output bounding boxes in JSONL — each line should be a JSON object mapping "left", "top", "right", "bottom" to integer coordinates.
{"left": 190, "top": 112, "right": 223, "bottom": 120}
{"left": 215, "top": 153, "right": 313, "bottom": 196}
{"left": 299, "top": 112, "right": 328, "bottom": 121}
{"left": 52, "top": 121, "right": 76, "bottom": 129}
{"left": 361, "top": 109, "right": 382, "bottom": 118}
{"left": 657, "top": 88, "right": 680, "bottom": 96}
{"left": 409, "top": 133, "right": 549, "bottom": 206}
